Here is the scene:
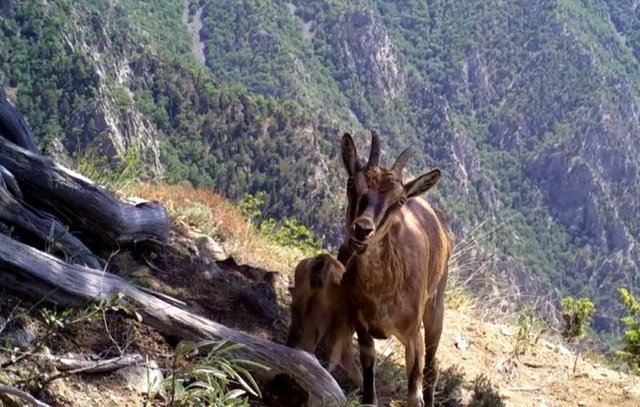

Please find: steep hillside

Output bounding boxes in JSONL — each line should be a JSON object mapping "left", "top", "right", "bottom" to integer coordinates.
{"left": 194, "top": 0, "right": 640, "bottom": 335}
{"left": 1, "top": 0, "right": 640, "bottom": 337}
{"left": 1, "top": 183, "right": 639, "bottom": 407}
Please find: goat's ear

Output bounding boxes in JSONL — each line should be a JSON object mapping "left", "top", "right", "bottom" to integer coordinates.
{"left": 309, "top": 256, "right": 344, "bottom": 287}
{"left": 327, "top": 262, "right": 345, "bottom": 286}
{"left": 404, "top": 169, "right": 441, "bottom": 198}
{"left": 309, "top": 258, "right": 326, "bottom": 288}
{"left": 341, "top": 133, "right": 360, "bottom": 176}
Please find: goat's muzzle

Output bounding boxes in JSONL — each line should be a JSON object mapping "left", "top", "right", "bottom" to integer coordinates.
{"left": 350, "top": 219, "right": 374, "bottom": 253}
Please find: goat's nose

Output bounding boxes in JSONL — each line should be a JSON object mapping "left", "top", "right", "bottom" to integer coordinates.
{"left": 353, "top": 220, "right": 374, "bottom": 241}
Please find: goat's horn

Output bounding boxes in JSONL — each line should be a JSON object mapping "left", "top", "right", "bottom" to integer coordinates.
{"left": 367, "top": 130, "right": 381, "bottom": 167}
{"left": 391, "top": 147, "right": 415, "bottom": 175}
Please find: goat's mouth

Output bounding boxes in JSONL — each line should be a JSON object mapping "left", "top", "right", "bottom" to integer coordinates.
{"left": 349, "top": 238, "right": 368, "bottom": 253}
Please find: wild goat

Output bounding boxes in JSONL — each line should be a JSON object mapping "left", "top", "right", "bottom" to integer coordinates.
{"left": 340, "top": 131, "right": 453, "bottom": 407}
{"left": 285, "top": 253, "right": 362, "bottom": 388}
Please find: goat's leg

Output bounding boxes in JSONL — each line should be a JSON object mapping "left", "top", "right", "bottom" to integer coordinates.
{"left": 356, "top": 324, "right": 377, "bottom": 405}
{"left": 405, "top": 330, "right": 426, "bottom": 407}
{"left": 326, "top": 327, "right": 362, "bottom": 388}
{"left": 422, "top": 279, "right": 446, "bottom": 406}
{"left": 339, "top": 334, "right": 363, "bottom": 388}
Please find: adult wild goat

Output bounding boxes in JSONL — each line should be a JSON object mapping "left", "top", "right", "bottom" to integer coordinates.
{"left": 340, "top": 131, "right": 453, "bottom": 407}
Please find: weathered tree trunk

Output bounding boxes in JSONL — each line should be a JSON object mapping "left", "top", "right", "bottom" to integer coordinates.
{"left": 0, "top": 95, "right": 38, "bottom": 153}
{"left": 0, "top": 168, "right": 101, "bottom": 269}
{"left": 0, "top": 137, "right": 171, "bottom": 246}
{"left": 0, "top": 234, "right": 346, "bottom": 406}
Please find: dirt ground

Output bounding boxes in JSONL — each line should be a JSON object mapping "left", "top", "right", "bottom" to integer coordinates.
{"left": 370, "top": 309, "right": 640, "bottom": 406}
{"left": 1, "top": 225, "right": 639, "bottom": 407}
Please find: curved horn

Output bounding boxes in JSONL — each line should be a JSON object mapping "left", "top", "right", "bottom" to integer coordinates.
{"left": 367, "top": 130, "right": 381, "bottom": 167}
{"left": 391, "top": 146, "right": 415, "bottom": 175}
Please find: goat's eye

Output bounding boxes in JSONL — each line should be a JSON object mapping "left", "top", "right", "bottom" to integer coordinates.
{"left": 380, "top": 178, "right": 395, "bottom": 192}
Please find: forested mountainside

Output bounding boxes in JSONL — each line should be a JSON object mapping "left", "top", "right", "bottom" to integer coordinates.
{"left": 1, "top": 0, "right": 640, "bottom": 336}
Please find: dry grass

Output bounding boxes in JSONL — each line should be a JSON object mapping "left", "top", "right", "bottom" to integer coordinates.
{"left": 125, "top": 183, "right": 306, "bottom": 273}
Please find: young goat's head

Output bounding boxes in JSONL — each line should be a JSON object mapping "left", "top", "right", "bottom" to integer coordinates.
{"left": 341, "top": 131, "right": 441, "bottom": 253}
{"left": 286, "top": 253, "right": 346, "bottom": 351}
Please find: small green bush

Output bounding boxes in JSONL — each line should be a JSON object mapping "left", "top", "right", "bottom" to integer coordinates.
{"left": 239, "top": 192, "right": 323, "bottom": 255}
{"left": 618, "top": 288, "right": 640, "bottom": 371}
{"left": 154, "top": 339, "right": 264, "bottom": 407}
{"left": 560, "top": 296, "right": 595, "bottom": 339}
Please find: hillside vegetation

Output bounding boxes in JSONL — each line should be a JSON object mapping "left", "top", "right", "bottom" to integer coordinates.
{"left": 0, "top": 175, "right": 638, "bottom": 406}
{"left": 1, "top": 0, "right": 640, "bottom": 338}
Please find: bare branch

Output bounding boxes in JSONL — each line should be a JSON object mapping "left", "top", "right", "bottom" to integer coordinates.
{"left": 0, "top": 384, "right": 51, "bottom": 407}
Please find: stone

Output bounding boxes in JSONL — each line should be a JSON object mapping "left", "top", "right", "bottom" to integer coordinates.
{"left": 116, "top": 359, "right": 163, "bottom": 395}
{"left": 1, "top": 326, "right": 36, "bottom": 350}
{"left": 455, "top": 335, "right": 469, "bottom": 351}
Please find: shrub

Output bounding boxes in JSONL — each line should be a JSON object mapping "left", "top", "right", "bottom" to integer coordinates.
{"left": 240, "top": 192, "right": 323, "bottom": 256}
{"left": 154, "top": 339, "right": 264, "bottom": 406}
{"left": 469, "top": 374, "right": 506, "bottom": 407}
{"left": 560, "top": 296, "right": 595, "bottom": 339}
{"left": 618, "top": 288, "right": 640, "bottom": 371}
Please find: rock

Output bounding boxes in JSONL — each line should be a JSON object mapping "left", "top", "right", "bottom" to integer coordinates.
{"left": 5, "top": 327, "right": 36, "bottom": 350}
{"left": 454, "top": 335, "right": 469, "bottom": 351}
{"left": 238, "top": 282, "right": 283, "bottom": 323}
{"left": 206, "top": 263, "right": 223, "bottom": 278}
{"left": 624, "top": 384, "right": 640, "bottom": 397}
{"left": 193, "top": 234, "right": 227, "bottom": 261}
{"left": 116, "top": 359, "right": 163, "bottom": 395}
{"left": 577, "top": 401, "right": 586, "bottom": 406}
{"left": 500, "top": 326, "right": 514, "bottom": 336}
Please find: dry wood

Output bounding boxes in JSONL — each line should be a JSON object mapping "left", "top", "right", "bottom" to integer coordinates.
{"left": 0, "top": 172, "right": 101, "bottom": 269}
{"left": 0, "top": 95, "right": 38, "bottom": 153}
{"left": 0, "top": 137, "right": 170, "bottom": 246}
{"left": 0, "top": 234, "right": 346, "bottom": 406}
{"left": 50, "top": 353, "right": 144, "bottom": 373}
{"left": 0, "top": 384, "right": 51, "bottom": 407}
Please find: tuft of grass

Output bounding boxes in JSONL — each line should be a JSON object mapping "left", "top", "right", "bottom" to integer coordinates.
{"left": 435, "top": 365, "right": 465, "bottom": 407}
{"left": 72, "top": 143, "right": 149, "bottom": 194}
{"left": 468, "top": 375, "right": 506, "bottom": 407}
{"left": 129, "top": 184, "right": 306, "bottom": 273}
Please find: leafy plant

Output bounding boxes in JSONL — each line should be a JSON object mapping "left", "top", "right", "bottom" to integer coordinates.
{"left": 153, "top": 339, "right": 264, "bottom": 407}
{"left": 240, "top": 192, "right": 323, "bottom": 255}
{"left": 513, "top": 308, "right": 546, "bottom": 355}
{"left": 40, "top": 292, "right": 136, "bottom": 330}
{"left": 618, "top": 288, "right": 640, "bottom": 371}
{"left": 561, "top": 296, "right": 595, "bottom": 339}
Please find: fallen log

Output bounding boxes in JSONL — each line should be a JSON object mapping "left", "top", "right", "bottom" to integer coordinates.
{"left": 0, "top": 94, "right": 38, "bottom": 153}
{"left": 0, "top": 137, "right": 170, "bottom": 246}
{"left": 0, "top": 234, "right": 346, "bottom": 406}
{"left": 0, "top": 164, "right": 23, "bottom": 201}
{"left": 0, "top": 169, "right": 101, "bottom": 269}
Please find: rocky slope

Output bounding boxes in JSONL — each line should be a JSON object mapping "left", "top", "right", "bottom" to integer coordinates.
{"left": 0, "top": 182, "right": 638, "bottom": 406}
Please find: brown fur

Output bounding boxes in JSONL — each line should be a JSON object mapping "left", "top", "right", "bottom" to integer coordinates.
{"left": 341, "top": 132, "right": 453, "bottom": 407}
{"left": 285, "top": 253, "right": 362, "bottom": 388}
